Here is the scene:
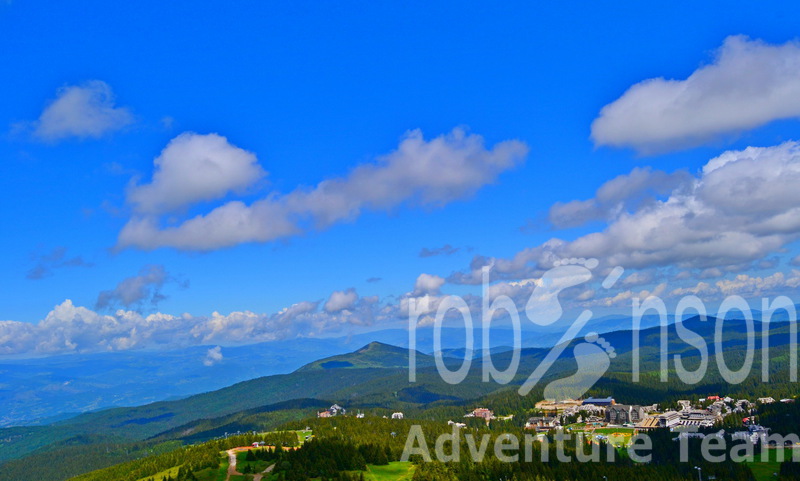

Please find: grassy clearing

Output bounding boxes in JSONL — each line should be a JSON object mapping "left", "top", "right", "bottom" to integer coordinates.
{"left": 363, "top": 462, "right": 415, "bottom": 481}
{"left": 235, "top": 449, "right": 271, "bottom": 474}
{"left": 591, "top": 427, "right": 634, "bottom": 435}
{"left": 193, "top": 465, "right": 227, "bottom": 481}
{"left": 743, "top": 448, "right": 800, "bottom": 481}
{"left": 296, "top": 430, "right": 313, "bottom": 443}
{"left": 560, "top": 425, "right": 637, "bottom": 447}
{"left": 746, "top": 460, "right": 780, "bottom": 481}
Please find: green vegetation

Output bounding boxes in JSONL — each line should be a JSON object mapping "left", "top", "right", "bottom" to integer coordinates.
{"left": 298, "top": 343, "right": 437, "bottom": 371}
{"left": 742, "top": 448, "right": 800, "bottom": 481}
{"left": 135, "top": 465, "right": 181, "bottom": 481}
{"left": 362, "top": 462, "right": 414, "bottom": 481}
{"left": 2, "top": 320, "right": 800, "bottom": 480}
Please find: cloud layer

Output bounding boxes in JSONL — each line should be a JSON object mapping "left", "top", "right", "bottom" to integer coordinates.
{"left": 118, "top": 128, "right": 528, "bottom": 251}
{"left": 592, "top": 36, "right": 800, "bottom": 153}
{"left": 453, "top": 140, "right": 800, "bottom": 282}
{"left": 0, "top": 295, "right": 389, "bottom": 357}
{"left": 27, "top": 80, "right": 133, "bottom": 141}
{"left": 548, "top": 167, "right": 690, "bottom": 228}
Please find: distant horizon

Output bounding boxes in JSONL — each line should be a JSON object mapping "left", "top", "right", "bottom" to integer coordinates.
{"left": 5, "top": 3, "right": 800, "bottom": 365}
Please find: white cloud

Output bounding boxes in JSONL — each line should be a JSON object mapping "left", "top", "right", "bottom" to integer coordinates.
{"left": 669, "top": 282, "right": 717, "bottom": 298}
{"left": 127, "top": 132, "right": 266, "bottom": 215}
{"left": 324, "top": 288, "right": 359, "bottom": 313}
{"left": 592, "top": 36, "right": 800, "bottom": 153}
{"left": 586, "top": 283, "right": 667, "bottom": 308}
{"left": 620, "top": 270, "right": 656, "bottom": 287}
{"left": 716, "top": 271, "right": 800, "bottom": 296}
{"left": 0, "top": 293, "right": 390, "bottom": 357}
{"left": 667, "top": 271, "right": 800, "bottom": 299}
{"left": 413, "top": 273, "right": 446, "bottom": 296}
{"left": 203, "top": 346, "right": 223, "bottom": 367}
{"left": 453, "top": 141, "right": 800, "bottom": 282}
{"left": 699, "top": 267, "right": 724, "bottom": 279}
{"left": 28, "top": 80, "right": 133, "bottom": 141}
{"left": 117, "top": 128, "right": 528, "bottom": 251}
{"left": 548, "top": 167, "right": 690, "bottom": 228}
{"left": 398, "top": 292, "right": 478, "bottom": 328}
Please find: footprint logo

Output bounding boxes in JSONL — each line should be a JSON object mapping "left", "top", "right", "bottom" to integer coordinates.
{"left": 525, "top": 257, "right": 599, "bottom": 326}
{"left": 518, "top": 258, "right": 623, "bottom": 397}
{"left": 542, "top": 332, "right": 617, "bottom": 401}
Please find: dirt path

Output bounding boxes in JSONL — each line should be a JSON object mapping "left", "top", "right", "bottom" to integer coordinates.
{"left": 225, "top": 450, "right": 274, "bottom": 481}
{"left": 253, "top": 463, "right": 275, "bottom": 481}
{"left": 225, "top": 449, "right": 241, "bottom": 481}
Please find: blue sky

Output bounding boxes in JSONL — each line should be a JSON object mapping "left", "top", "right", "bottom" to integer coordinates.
{"left": 4, "top": 1, "right": 800, "bottom": 356}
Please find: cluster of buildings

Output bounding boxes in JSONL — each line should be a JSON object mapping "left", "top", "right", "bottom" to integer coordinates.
{"left": 525, "top": 394, "right": 793, "bottom": 433}
{"left": 317, "top": 404, "right": 347, "bottom": 418}
{"left": 316, "top": 404, "right": 406, "bottom": 420}
{"left": 465, "top": 407, "right": 495, "bottom": 420}
{"left": 315, "top": 395, "right": 794, "bottom": 439}
{"left": 756, "top": 396, "right": 796, "bottom": 404}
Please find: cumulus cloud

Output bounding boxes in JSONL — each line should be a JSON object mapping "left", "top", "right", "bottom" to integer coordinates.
{"left": 127, "top": 133, "right": 266, "bottom": 215}
{"left": 699, "top": 267, "right": 724, "bottom": 279}
{"left": 25, "top": 81, "right": 133, "bottom": 141}
{"left": 585, "top": 283, "right": 667, "bottom": 308}
{"left": 27, "top": 247, "right": 92, "bottom": 280}
{"left": 398, "top": 292, "right": 479, "bottom": 328}
{"left": 592, "top": 36, "right": 800, "bottom": 153}
{"left": 324, "top": 288, "right": 359, "bottom": 313}
{"left": 203, "top": 346, "right": 223, "bottom": 367}
{"left": 667, "top": 271, "right": 800, "bottom": 299}
{"left": 0, "top": 291, "right": 390, "bottom": 357}
{"left": 548, "top": 167, "right": 690, "bottom": 228}
{"left": 419, "top": 244, "right": 460, "bottom": 257}
{"left": 620, "top": 270, "right": 656, "bottom": 287}
{"left": 117, "top": 128, "right": 528, "bottom": 251}
{"left": 669, "top": 281, "right": 717, "bottom": 298}
{"left": 717, "top": 271, "right": 800, "bottom": 296}
{"left": 413, "top": 273, "right": 446, "bottom": 296}
{"left": 96, "top": 265, "right": 173, "bottom": 310}
{"left": 452, "top": 141, "right": 800, "bottom": 282}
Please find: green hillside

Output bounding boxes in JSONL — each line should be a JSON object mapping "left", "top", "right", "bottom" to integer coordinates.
{"left": 2, "top": 319, "right": 799, "bottom": 480}
{"left": 298, "top": 341, "right": 437, "bottom": 371}
{"left": 0, "top": 343, "right": 446, "bottom": 465}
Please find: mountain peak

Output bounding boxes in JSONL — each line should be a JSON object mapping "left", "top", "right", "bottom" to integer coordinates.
{"left": 298, "top": 341, "right": 429, "bottom": 372}
{"left": 357, "top": 341, "right": 404, "bottom": 353}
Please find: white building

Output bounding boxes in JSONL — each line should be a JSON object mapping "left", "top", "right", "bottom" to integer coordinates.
{"left": 658, "top": 411, "right": 681, "bottom": 428}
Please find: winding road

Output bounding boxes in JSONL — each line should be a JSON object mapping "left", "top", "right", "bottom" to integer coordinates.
{"left": 224, "top": 448, "right": 274, "bottom": 481}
